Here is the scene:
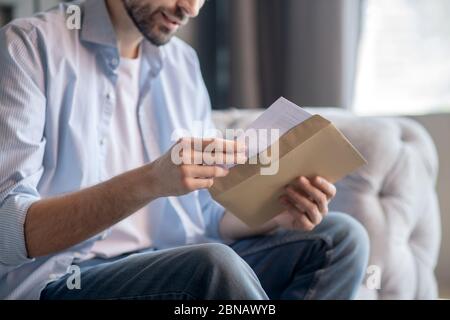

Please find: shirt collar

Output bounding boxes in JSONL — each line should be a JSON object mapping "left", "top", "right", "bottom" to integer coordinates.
{"left": 80, "top": 0, "right": 117, "bottom": 48}
{"left": 80, "top": 0, "right": 163, "bottom": 77}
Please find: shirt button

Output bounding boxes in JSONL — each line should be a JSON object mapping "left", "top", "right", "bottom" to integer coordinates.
{"left": 99, "top": 139, "right": 105, "bottom": 146}
{"left": 111, "top": 58, "right": 119, "bottom": 66}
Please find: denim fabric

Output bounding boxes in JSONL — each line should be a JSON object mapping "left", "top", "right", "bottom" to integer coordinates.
{"left": 40, "top": 212, "right": 369, "bottom": 300}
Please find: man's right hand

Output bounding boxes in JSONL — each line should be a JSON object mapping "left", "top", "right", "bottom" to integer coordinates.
{"left": 25, "top": 137, "right": 246, "bottom": 258}
{"left": 145, "top": 138, "right": 247, "bottom": 198}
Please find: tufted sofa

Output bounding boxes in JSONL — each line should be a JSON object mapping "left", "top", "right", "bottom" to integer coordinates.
{"left": 212, "top": 107, "right": 441, "bottom": 300}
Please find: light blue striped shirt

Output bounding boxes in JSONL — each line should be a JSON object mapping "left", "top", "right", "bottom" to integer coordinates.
{"left": 0, "top": 0, "right": 225, "bottom": 299}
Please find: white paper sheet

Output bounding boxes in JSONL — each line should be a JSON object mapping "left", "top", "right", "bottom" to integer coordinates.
{"left": 240, "top": 97, "right": 313, "bottom": 160}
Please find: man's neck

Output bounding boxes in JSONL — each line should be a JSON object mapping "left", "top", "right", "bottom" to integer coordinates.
{"left": 106, "top": 0, "right": 143, "bottom": 59}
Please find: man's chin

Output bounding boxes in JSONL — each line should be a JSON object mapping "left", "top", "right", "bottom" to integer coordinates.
{"left": 145, "top": 32, "right": 174, "bottom": 47}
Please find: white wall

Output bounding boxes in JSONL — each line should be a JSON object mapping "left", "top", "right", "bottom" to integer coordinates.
{"left": 411, "top": 114, "right": 450, "bottom": 298}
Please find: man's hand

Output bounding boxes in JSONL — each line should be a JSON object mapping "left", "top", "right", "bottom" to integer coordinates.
{"left": 275, "top": 176, "right": 337, "bottom": 231}
{"left": 219, "top": 176, "right": 336, "bottom": 241}
{"left": 25, "top": 137, "right": 246, "bottom": 258}
{"left": 146, "top": 138, "right": 247, "bottom": 198}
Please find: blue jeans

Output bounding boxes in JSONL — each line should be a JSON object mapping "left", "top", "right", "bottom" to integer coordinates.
{"left": 40, "top": 212, "right": 369, "bottom": 300}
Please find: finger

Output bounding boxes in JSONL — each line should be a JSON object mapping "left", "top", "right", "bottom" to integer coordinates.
{"left": 293, "top": 210, "right": 316, "bottom": 231}
{"left": 179, "top": 150, "right": 247, "bottom": 165}
{"left": 311, "top": 176, "right": 337, "bottom": 200}
{"left": 194, "top": 178, "right": 215, "bottom": 189}
{"left": 179, "top": 138, "right": 246, "bottom": 154}
{"left": 181, "top": 165, "right": 229, "bottom": 178}
{"left": 285, "top": 187, "right": 323, "bottom": 225}
{"left": 202, "top": 151, "right": 248, "bottom": 166}
{"left": 294, "top": 177, "right": 328, "bottom": 214}
{"left": 183, "top": 177, "right": 214, "bottom": 191}
{"left": 280, "top": 197, "right": 315, "bottom": 231}
{"left": 203, "top": 138, "right": 247, "bottom": 154}
{"left": 180, "top": 150, "right": 203, "bottom": 165}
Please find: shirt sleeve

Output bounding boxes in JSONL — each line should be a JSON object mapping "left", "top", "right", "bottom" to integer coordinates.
{"left": 190, "top": 49, "right": 226, "bottom": 240}
{"left": 0, "top": 24, "right": 46, "bottom": 266}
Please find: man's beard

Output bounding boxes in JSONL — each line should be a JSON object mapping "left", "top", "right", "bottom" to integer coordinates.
{"left": 123, "top": 0, "right": 187, "bottom": 46}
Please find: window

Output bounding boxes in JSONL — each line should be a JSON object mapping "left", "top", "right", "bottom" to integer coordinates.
{"left": 354, "top": 0, "right": 450, "bottom": 115}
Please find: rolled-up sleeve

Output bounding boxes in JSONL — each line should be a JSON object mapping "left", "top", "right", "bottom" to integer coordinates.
{"left": 0, "top": 24, "right": 46, "bottom": 266}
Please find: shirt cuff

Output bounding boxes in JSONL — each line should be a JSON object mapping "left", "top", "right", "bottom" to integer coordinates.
{"left": 0, "top": 194, "right": 38, "bottom": 266}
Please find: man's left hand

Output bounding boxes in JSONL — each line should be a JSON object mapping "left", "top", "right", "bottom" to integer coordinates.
{"left": 275, "top": 176, "right": 337, "bottom": 231}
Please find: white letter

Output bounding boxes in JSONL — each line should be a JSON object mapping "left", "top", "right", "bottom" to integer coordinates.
{"left": 238, "top": 129, "right": 258, "bottom": 164}
{"left": 260, "top": 129, "right": 280, "bottom": 176}
{"left": 269, "top": 305, "right": 276, "bottom": 314}
{"left": 66, "top": 5, "right": 81, "bottom": 30}
{"left": 171, "top": 141, "right": 185, "bottom": 165}
{"left": 66, "top": 265, "right": 81, "bottom": 290}
{"left": 366, "top": 265, "right": 382, "bottom": 290}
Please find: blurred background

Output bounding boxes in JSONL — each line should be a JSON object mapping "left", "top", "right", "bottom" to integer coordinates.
{"left": 2, "top": 0, "right": 449, "bottom": 113}
{"left": 1, "top": 0, "right": 449, "bottom": 298}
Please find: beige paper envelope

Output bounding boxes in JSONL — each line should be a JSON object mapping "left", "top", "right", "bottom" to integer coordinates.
{"left": 209, "top": 115, "right": 367, "bottom": 227}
